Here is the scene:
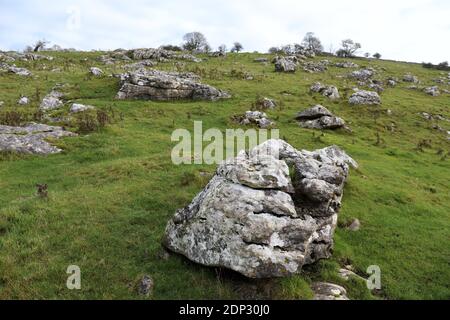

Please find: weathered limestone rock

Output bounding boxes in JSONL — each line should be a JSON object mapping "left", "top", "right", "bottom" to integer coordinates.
{"left": 0, "top": 123, "right": 76, "bottom": 154}
{"left": 335, "top": 61, "right": 359, "bottom": 68}
{"left": 312, "top": 282, "right": 349, "bottom": 300}
{"left": 349, "top": 69, "right": 374, "bottom": 81}
{"left": 423, "top": 86, "right": 440, "bottom": 96}
{"left": 90, "top": 67, "right": 103, "bottom": 76}
{"left": 40, "top": 91, "right": 64, "bottom": 111}
{"left": 237, "top": 111, "right": 275, "bottom": 128}
{"left": 0, "top": 63, "right": 32, "bottom": 76}
{"left": 70, "top": 103, "right": 95, "bottom": 113}
{"left": 296, "top": 105, "right": 345, "bottom": 130}
{"left": 17, "top": 96, "right": 29, "bottom": 105}
{"left": 303, "top": 61, "right": 328, "bottom": 73}
{"left": 403, "top": 74, "right": 419, "bottom": 83}
{"left": 255, "top": 97, "right": 276, "bottom": 110}
{"left": 123, "top": 60, "right": 158, "bottom": 70}
{"left": 310, "top": 82, "right": 340, "bottom": 100}
{"left": 130, "top": 48, "right": 201, "bottom": 63}
{"left": 274, "top": 56, "right": 297, "bottom": 73}
{"left": 349, "top": 90, "right": 381, "bottom": 105}
{"left": 116, "top": 69, "right": 230, "bottom": 101}
{"left": 164, "top": 139, "right": 357, "bottom": 278}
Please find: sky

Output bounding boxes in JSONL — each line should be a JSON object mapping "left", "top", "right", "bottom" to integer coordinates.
{"left": 0, "top": 0, "right": 449, "bottom": 64}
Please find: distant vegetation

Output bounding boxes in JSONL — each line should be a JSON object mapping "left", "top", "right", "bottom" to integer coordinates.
{"left": 422, "top": 61, "right": 450, "bottom": 71}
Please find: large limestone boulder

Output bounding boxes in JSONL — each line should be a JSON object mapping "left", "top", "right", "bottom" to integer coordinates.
{"left": 116, "top": 69, "right": 230, "bottom": 101}
{"left": 349, "top": 69, "right": 374, "bottom": 81}
{"left": 274, "top": 56, "right": 298, "bottom": 73}
{"left": 164, "top": 140, "right": 357, "bottom": 278}
{"left": 296, "top": 105, "right": 346, "bottom": 130}
{"left": 349, "top": 90, "right": 381, "bottom": 105}
{"left": 0, "top": 123, "right": 76, "bottom": 154}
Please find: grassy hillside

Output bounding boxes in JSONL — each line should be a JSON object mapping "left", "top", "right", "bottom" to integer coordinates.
{"left": 0, "top": 51, "right": 449, "bottom": 300}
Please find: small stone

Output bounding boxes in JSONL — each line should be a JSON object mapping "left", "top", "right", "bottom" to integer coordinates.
{"left": 138, "top": 275, "right": 154, "bottom": 297}
{"left": 347, "top": 218, "right": 361, "bottom": 231}
{"left": 90, "top": 67, "right": 103, "bottom": 76}
{"left": 70, "top": 103, "right": 95, "bottom": 113}
{"left": 18, "top": 96, "right": 29, "bottom": 105}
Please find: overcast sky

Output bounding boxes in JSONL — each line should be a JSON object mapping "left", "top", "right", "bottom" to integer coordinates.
{"left": 0, "top": 0, "right": 449, "bottom": 63}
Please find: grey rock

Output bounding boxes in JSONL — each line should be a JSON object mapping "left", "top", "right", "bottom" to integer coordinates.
{"left": 335, "top": 61, "right": 359, "bottom": 68}
{"left": 256, "top": 97, "right": 277, "bottom": 110}
{"left": 403, "top": 74, "right": 419, "bottom": 83}
{"left": 349, "top": 69, "right": 374, "bottom": 81}
{"left": 347, "top": 218, "right": 361, "bottom": 231}
{"left": 116, "top": 69, "right": 230, "bottom": 101}
{"left": 123, "top": 60, "right": 157, "bottom": 70}
{"left": 349, "top": 90, "right": 381, "bottom": 105}
{"left": 70, "top": 103, "right": 95, "bottom": 113}
{"left": 17, "top": 96, "right": 29, "bottom": 105}
{"left": 303, "top": 61, "right": 328, "bottom": 73}
{"left": 138, "top": 275, "right": 154, "bottom": 297}
{"left": 239, "top": 111, "right": 275, "bottom": 128}
{"left": 310, "top": 82, "right": 340, "bottom": 100}
{"left": 90, "top": 67, "right": 103, "bottom": 76}
{"left": 130, "top": 48, "right": 201, "bottom": 63}
{"left": 0, "top": 63, "right": 32, "bottom": 76}
{"left": 164, "top": 139, "right": 357, "bottom": 278}
{"left": 312, "top": 282, "right": 349, "bottom": 300}
{"left": 0, "top": 123, "right": 77, "bottom": 154}
{"left": 274, "top": 56, "right": 297, "bottom": 73}
{"left": 423, "top": 86, "right": 440, "bottom": 96}
{"left": 296, "top": 105, "right": 346, "bottom": 130}
{"left": 40, "top": 91, "right": 64, "bottom": 111}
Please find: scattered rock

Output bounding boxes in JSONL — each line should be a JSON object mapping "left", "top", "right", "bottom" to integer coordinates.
{"left": 40, "top": 91, "right": 64, "bottom": 111}
{"left": 17, "top": 96, "right": 29, "bottom": 105}
{"left": 335, "top": 61, "right": 359, "bottom": 68}
{"left": 310, "top": 82, "right": 340, "bottom": 100}
{"left": 423, "top": 86, "right": 440, "bottom": 96}
{"left": 137, "top": 275, "right": 154, "bottom": 297}
{"left": 70, "top": 103, "right": 95, "bottom": 113}
{"left": 130, "top": 48, "right": 201, "bottom": 63}
{"left": 255, "top": 97, "right": 276, "bottom": 110}
{"left": 0, "top": 123, "right": 76, "bottom": 154}
{"left": 296, "top": 105, "right": 346, "bottom": 130}
{"left": 164, "top": 139, "right": 357, "bottom": 278}
{"left": 347, "top": 218, "right": 361, "bottom": 231}
{"left": 403, "top": 74, "right": 419, "bottom": 83}
{"left": 237, "top": 111, "right": 275, "bottom": 128}
{"left": 303, "top": 61, "right": 328, "bottom": 73}
{"left": 349, "top": 69, "right": 374, "bottom": 81}
{"left": 311, "top": 282, "right": 349, "bottom": 300}
{"left": 116, "top": 69, "right": 230, "bottom": 101}
{"left": 0, "top": 63, "right": 32, "bottom": 76}
{"left": 90, "top": 67, "right": 103, "bottom": 76}
{"left": 387, "top": 78, "right": 397, "bottom": 87}
{"left": 349, "top": 90, "right": 381, "bottom": 105}
{"left": 274, "top": 56, "right": 297, "bottom": 73}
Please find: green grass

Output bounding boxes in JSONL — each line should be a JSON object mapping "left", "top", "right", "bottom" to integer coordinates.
{"left": 0, "top": 51, "right": 449, "bottom": 300}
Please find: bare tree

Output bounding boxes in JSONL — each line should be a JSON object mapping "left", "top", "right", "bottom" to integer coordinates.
{"left": 32, "top": 39, "right": 49, "bottom": 52}
{"left": 231, "top": 42, "right": 243, "bottom": 53}
{"left": 182, "top": 32, "right": 210, "bottom": 52}
{"left": 218, "top": 44, "right": 227, "bottom": 54}
{"left": 301, "top": 32, "right": 323, "bottom": 54}
{"left": 337, "top": 39, "right": 361, "bottom": 57}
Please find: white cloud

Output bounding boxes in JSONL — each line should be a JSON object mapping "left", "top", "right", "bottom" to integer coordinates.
{"left": 0, "top": 0, "right": 448, "bottom": 63}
